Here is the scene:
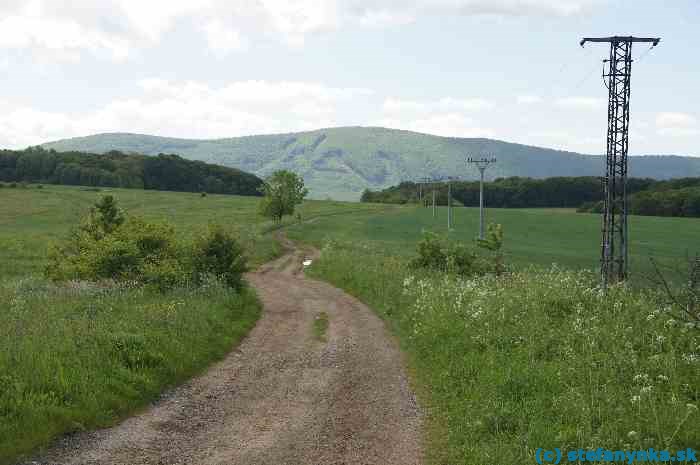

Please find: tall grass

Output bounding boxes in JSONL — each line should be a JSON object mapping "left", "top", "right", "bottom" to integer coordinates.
{"left": 0, "top": 277, "right": 260, "bottom": 464}
{"left": 306, "top": 239, "right": 700, "bottom": 465}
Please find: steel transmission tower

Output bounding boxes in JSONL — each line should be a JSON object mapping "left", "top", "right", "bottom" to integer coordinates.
{"left": 580, "top": 36, "right": 660, "bottom": 289}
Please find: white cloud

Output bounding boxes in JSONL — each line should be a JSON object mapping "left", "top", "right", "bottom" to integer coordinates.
{"left": 0, "top": 13, "right": 130, "bottom": 61}
{"left": 0, "top": 0, "right": 604, "bottom": 61}
{"left": 0, "top": 80, "right": 374, "bottom": 148}
{"left": 656, "top": 112, "right": 697, "bottom": 128}
{"left": 555, "top": 96, "right": 605, "bottom": 110}
{"left": 655, "top": 112, "right": 699, "bottom": 137}
{"left": 517, "top": 95, "right": 541, "bottom": 104}
{"left": 202, "top": 21, "right": 248, "bottom": 57}
{"left": 347, "top": 0, "right": 601, "bottom": 26}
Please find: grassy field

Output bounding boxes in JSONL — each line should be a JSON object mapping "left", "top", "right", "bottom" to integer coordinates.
{"left": 2, "top": 185, "right": 698, "bottom": 464}
{"left": 0, "top": 184, "right": 387, "bottom": 280}
{"left": 0, "top": 184, "right": 384, "bottom": 464}
{"left": 288, "top": 205, "right": 700, "bottom": 282}
{"left": 0, "top": 281, "right": 260, "bottom": 463}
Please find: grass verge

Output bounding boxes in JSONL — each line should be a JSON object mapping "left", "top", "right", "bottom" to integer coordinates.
{"left": 0, "top": 278, "right": 260, "bottom": 464}
{"left": 305, "top": 239, "right": 700, "bottom": 464}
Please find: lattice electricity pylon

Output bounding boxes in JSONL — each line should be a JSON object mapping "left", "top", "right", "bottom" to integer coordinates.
{"left": 581, "top": 36, "right": 660, "bottom": 289}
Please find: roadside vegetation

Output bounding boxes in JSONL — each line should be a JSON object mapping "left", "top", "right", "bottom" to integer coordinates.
{"left": 0, "top": 194, "right": 262, "bottom": 463}
{"left": 304, "top": 235, "right": 700, "bottom": 464}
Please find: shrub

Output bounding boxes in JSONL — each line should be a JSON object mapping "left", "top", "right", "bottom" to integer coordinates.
{"left": 192, "top": 226, "right": 248, "bottom": 289}
{"left": 81, "top": 195, "right": 125, "bottom": 237}
{"left": 46, "top": 197, "right": 183, "bottom": 289}
{"left": 46, "top": 196, "right": 248, "bottom": 291}
{"left": 9, "top": 182, "right": 17, "bottom": 188}
{"left": 410, "top": 230, "right": 503, "bottom": 277}
{"left": 201, "top": 192, "right": 207, "bottom": 197}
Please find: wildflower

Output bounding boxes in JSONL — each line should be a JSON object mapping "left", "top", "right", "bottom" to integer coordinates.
{"left": 628, "top": 431, "right": 639, "bottom": 439}
{"left": 630, "top": 395, "right": 641, "bottom": 403}
{"left": 687, "top": 403, "right": 698, "bottom": 412}
{"left": 656, "top": 374, "right": 669, "bottom": 382}
{"left": 640, "top": 385, "right": 653, "bottom": 394}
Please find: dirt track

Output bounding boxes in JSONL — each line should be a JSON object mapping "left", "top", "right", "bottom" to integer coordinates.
{"left": 26, "top": 240, "right": 423, "bottom": 465}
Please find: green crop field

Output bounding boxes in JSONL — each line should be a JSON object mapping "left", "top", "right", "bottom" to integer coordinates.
{"left": 287, "top": 205, "right": 700, "bottom": 282}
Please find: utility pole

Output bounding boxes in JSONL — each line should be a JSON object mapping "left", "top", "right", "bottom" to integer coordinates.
{"left": 447, "top": 180, "right": 452, "bottom": 230}
{"left": 432, "top": 189, "right": 436, "bottom": 218}
{"left": 467, "top": 156, "right": 497, "bottom": 240}
{"left": 581, "top": 36, "right": 660, "bottom": 290}
{"left": 415, "top": 177, "right": 431, "bottom": 207}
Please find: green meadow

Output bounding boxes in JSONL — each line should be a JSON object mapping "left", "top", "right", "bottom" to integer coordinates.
{"left": 288, "top": 205, "right": 700, "bottom": 281}
{"left": 1, "top": 184, "right": 698, "bottom": 465}
{"left": 0, "top": 184, "right": 385, "bottom": 280}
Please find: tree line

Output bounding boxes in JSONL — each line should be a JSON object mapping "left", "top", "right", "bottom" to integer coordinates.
{"left": 0, "top": 147, "right": 263, "bottom": 196}
{"left": 361, "top": 176, "right": 700, "bottom": 218}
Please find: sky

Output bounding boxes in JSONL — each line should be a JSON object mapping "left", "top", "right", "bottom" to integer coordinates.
{"left": 0, "top": 0, "right": 697, "bottom": 156}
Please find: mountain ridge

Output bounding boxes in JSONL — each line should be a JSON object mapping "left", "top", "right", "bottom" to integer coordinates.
{"left": 42, "top": 126, "right": 700, "bottom": 200}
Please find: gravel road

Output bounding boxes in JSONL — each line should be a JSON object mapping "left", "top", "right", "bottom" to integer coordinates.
{"left": 25, "top": 240, "right": 423, "bottom": 465}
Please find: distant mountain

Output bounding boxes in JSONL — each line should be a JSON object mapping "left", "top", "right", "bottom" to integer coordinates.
{"left": 42, "top": 126, "right": 700, "bottom": 200}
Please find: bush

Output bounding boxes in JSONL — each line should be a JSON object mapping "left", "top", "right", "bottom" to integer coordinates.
{"left": 192, "top": 226, "right": 248, "bottom": 289}
{"left": 46, "top": 196, "right": 249, "bottom": 291}
{"left": 46, "top": 219, "right": 177, "bottom": 284}
{"left": 410, "top": 231, "right": 500, "bottom": 277}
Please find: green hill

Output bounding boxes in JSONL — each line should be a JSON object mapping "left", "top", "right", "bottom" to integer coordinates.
{"left": 42, "top": 126, "right": 700, "bottom": 200}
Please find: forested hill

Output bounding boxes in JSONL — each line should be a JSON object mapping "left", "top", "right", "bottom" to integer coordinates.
{"left": 41, "top": 127, "right": 700, "bottom": 201}
{"left": 362, "top": 176, "right": 700, "bottom": 217}
{"left": 0, "top": 147, "right": 263, "bottom": 196}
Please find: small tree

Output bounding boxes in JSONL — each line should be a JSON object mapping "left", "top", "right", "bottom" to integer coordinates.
{"left": 80, "top": 195, "right": 125, "bottom": 239}
{"left": 258, "top": 170, "right": 308, "bottom": 223}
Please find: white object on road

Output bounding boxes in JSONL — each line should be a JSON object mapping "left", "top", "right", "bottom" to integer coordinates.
{"left": 303, "top": 259, "right": 313, "bottom": 267}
